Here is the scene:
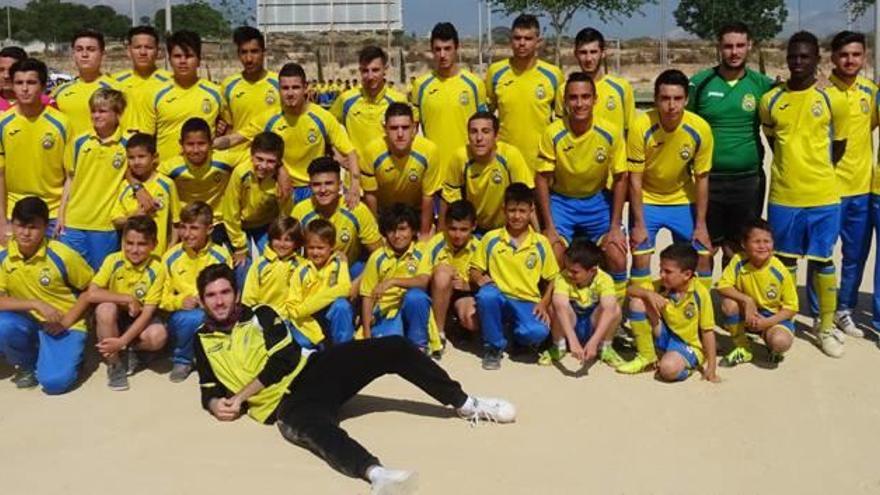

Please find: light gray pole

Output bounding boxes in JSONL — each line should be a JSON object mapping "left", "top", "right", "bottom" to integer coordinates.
{"left": 875, "top": 2, "right": 880, "bottom": 81}
{"left": 165, "top": 0, "right": 172, "bottom": 33}
{"left": 478, "top": 0, "right": 484, "bottom": 68}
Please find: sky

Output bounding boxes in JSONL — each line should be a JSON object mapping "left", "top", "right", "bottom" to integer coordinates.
{"left": 4, "top": 0, "right": 873, "bottom": 39}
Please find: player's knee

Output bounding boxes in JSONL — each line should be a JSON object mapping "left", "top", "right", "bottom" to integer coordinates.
{"left": 657, "top": 356, "right": 686, "bottom": 382}
{"left": 475, "top": 284, "right": 501, "bottom": 304}
{"left": 628, "top": 296, "right": 647, "bottom": 315}
{"left": 767, "top": 329, "right": 793, "bottom": 353}
{"left": 720, "top": 298, "right": 740, "bottom": 317}
{"left": 403, "top": 288, "right": 430, "bottom": 307}
{"left": 141, "top": 325, "right": 168, "bottom": 350}
{"left": 39, "top": 368, "right": 77, "bottom": 395}
{"left": 94, "top": 302, "right": 118, "bottom": 323}
{"left": 431, "top": 265, "right": 454, "bottom": 289}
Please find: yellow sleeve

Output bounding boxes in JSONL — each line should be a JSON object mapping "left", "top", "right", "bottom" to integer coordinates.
{"left": 144, "top": 263, "right": 166, "bottom": 306}
{"left": 329, "top": 94, "right": 345, "bottom": 123}
{"left": 326, "top": 114, "right": 355, "bottom": 156}
{"left": 292, "top": 259, "right": 351, "bottom": 318}
{"left": 0, "top": 124, "right": 5, "bottom": 171}
{"left": 692, "top": 123, "right": 714, "bottom": 176}
{"left": 64, "top": 248, "right": 95, "bottom": 290}
{"left": 160, "top": 255, "right": 184, "bottom": 311}
{"left": 92, "top": 256, "right": 115, "bottom": 288}
{"left": 359, "top": 253, "right": 380, "bottom": 297}
{"left": 470, "top": 235, "right": 489, "bottom": 273}
{"left": 554, "top": 275, "right": 571, "bottom": 297}
{"left": 167, "top": 180, "right": 181, "bottom": 223}
{"left": 63, "top": 134, "right": 76, "bottom": 175}
{"left": 698, "top": 286, "right": 715, "bottom": 332}
{"left": 0, "top": 252, "right": 8, "bottom": 294}
{"left": 220, "top": 173, "right": 247, "bottom": 251}
{"left": 829, "top": 90, "right": 849, "bottom": 141}
{"left": 509, "top": 147, "right": 535, "bottom": 187}
{"left": 716, "top": 256, "right": 738, "bottom": 290}
{"left": 626, "top": 118, "right": 646, "bottom": 172}
{"left": 623, "top": 80, "right": 636, "bottom": 133}
{"left": 485, "top": 67, "right": 497, "bottom": 111}
{"left": 421, "top": 143, "right": 442, "bottom": 196}
{"left": 241, "top": 258, "right": 261, "bottom": 307}
{"left": 357, "top": 206, "right": 382, "bottom": 246}
{"left": 360, "top": 142, "right": 379, "bottom": 192}
{"left": 536, "top": 126, "right": 557, "bottom": 173}
{"left": 110, "top": 184, "right": 129, "bottom": 222}
{"left": 284, "top": 263, "right": 305, "bottom": 317}
{"left": 476, "top": 77, "right": 488, "bottom": 111}
{"left": 609, "top": 126, "right": 628, "bottom": 176}
{"left": 441, "top": 153, "right": 464, "bottom": 203}
{"left": 240, "top": 111, "right": 268, "bottom": 141}
{"left": 780, "top": 265, "right": 799, "bottom": 313}
{"left": 872, "top": 85, "right": 879, "bottom": 129}
{"left": 759, "top": 91, "right": 775, "bottom": 138}
{"left": 539, "top": 239, "right": 560, "bottom": 281}
{"left": 416, "top": 248, "right": 432, "bottom": 276}
{"left": 553, "top": 66, "right": 565, "bottom": 117}
{"left": 597, "top": 273, "right": 616, "bottom": 298}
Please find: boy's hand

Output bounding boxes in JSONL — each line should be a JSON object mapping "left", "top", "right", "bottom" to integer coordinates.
{"left": 209, "top": 398, "right": 242, "bottom": 421}
{"left": 629, "top": 223, "right": 648, "bottom": 250}
{"left": 96, "top": 337, "right": 126, "bottom": 358}
{"left": 35, "top": 301, "right": 64, "bottom": 325}
{"left": 371, "top": 279, "right": 396, "bottom": 299}
{"left": 644, "top": 292, "right": 668, "bottom": 316}
{"left": 182, "top": 296, "right": 200, "bottom": 310}
{"left": 345, "top": 183, "right": 361, "bottom": 210}
{"left": 543, "top": 226, "right": 562, "bottom": 248}
{"left": 702, "top": 368, "right": 721, "bottom": 383}
{"left": 532, "top": 301, "right": 550, "bottom": 325}
{"left": 135, "top": 188, "right": 158, "bottom": 215}
{"left": 451, "top": 275, "right": 469, "bottom": 292}
{"left": 52, "top": 218, "right": 65, "bottom": 239}
{"left": 233, "top": 250, "right": 248, "bottom": 267}
{"left": 127, "top": 297, "right": 143, "bottom": 318}
{"left": 603, "top": 226, "right": 627, "bottom": 254}
{"left": 692, "top": 224, "right": 712, "bottom": 252}
{"left": 0, "top": 219, "right": 8, "bottom": 246}
{"left": 583, "top": 340, "right": 599, "bottom": 363}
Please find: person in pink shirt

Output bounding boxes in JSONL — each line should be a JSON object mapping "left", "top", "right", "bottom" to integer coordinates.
{"left": 0, "top": 46, "right": 55, "bottom": 111}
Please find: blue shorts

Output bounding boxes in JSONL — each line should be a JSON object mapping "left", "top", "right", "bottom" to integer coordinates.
{"left": 293, "top": 186, "right": 312, "bottom": 203}
{"left": 59, "top": 228, "right": 119, "bottom": 271}
{"left": 767, "top": 203, "right": 840, "bottom": 261}
{"left": 655, "top": 321, "right": 699, "bottom": 369}
{"left": 758, "top": 309, "right": 795, "bottom": 334}
{"left": 573, "top": 305, "right": 596, "bottom": 344}
{"left": 550, "top": 191, "right": 611, "bottom": 244}
{"left": 634, "top": 204, "right": 708, "bottom": 255}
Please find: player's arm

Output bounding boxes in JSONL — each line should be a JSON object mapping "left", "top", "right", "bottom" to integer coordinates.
{"left": 700, "top": 327, "right": 719, "bottom": 383}
{"left": 213, "top": 132, "right": 246, "bottom": 150}
{"left": 193, "top": 334, "right": 235, "bottom": 419}
{"left": 691, "top": 126, "right": 714, "bottom": 250}
{"left": 830, "top": 91, "right": 848, "bottom": 165}
{"left": 606, "top": 129, "right": 629, "bottom": 252}
{"left": 627, "top": 170, "right": 647, "bottom": 248}
{"left": 469, "top": 266, "right": 492, "bottom": 288}
{"left": 535, "top": 171, "right": 556, "bottom": 238}
{"left": 55, "top": 170, "right": 74, "bottom": 237}
{"left": 219, "top": 177, "right": 248, "bottom": 265}
{"left": 419, "top": 194, "right": 435, "bottom": 240}
{"left": 0, "top": 171, "right": 8, "bottom": 245}
{"left": 360, "top": 294, "right": 375, "bottom": 338}
{"left": 586, "top": 294, "right": 621, "bottom": 358}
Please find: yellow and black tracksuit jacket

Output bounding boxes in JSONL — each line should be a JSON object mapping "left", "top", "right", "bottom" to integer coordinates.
{"left": 193, "top": 305, "right": 309, "bottom": 424}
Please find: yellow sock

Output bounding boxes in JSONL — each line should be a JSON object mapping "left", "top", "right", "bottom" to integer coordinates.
{"left": 812, "top": 263, "right": 838, "bottom": 333}
{"left": 698, "top": 271, "right": 712, "bottom": 290}
{"left": 611, "top": 271, "right": 628, "bottom": 306}
{"left": 630, "top": 267, "right": 652, "bottom": 291}
{"left": 629, "top": 310, "right": 657, "bottom": 362}
{"left": 721, "top": 314, "right": 749, "bottom": 348}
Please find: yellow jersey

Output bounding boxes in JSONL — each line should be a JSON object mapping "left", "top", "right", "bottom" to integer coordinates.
{"left": 221, "top": 71, "right": 280, "bottom": 133}
{"left": 486, "top": 58, "right": 564, "bottom": 170}
{"left": 410, "top": 69, "right": 487, "bottom": 160}
{"left": 241, "top": 246, "right": 301, "bottom": 316}
{"left": 0, "top": 238, "right": 93, "bottom": 330}
{"left": 286, "top": 252, "right": 351, "bottom": 344}
{"left": 471, "top": 226, "right": 559, "bottom": 303}
{"left": 241, "top": 103, "right": 354, "bottom": 187}
{"left": 627, "top": 110, "right": 714, "bottom": 205}
{"left": 158, "top": 149, "right": 244, "bottom": 222}
{"left": 92, "top": 251, "right": 166, "bottom": 306}
{"left": 759, "top": 84, "right": 847, "bottom": 207}
{"left": 442, "top": 141, "right": 534, "bottom": 230}
{"left": 717, "top": 253, "right": 798, "bottom": 314}
{"left": 361, "top": 135, "right": 442, "bottom": 211}
{"left": 360, "top": 242, "right": 431, "bottom": 317}
{"left": 537, "top": 118, "right": 626, "bottom": 198}
{"left": 425, "top": 232, "right": 479, "bottom": 281}
{"left": 594, "top": 74, "right": 637, "bottom": 134}
{"left": 330, "top": 84, "right": 410, "bottom": 157}
{"left": 64, "top": 127, "right": 129, "bottom": 230}
{"left": 148, "top": 79, "right": 224, "bottom": 161}
{"left": 51, "top": 75, "right": 119, "bottom": 137}
{"left": 0, "top": 106, "right": 71, "bottom": 217}
{"left": 291, "top": 197, "right": 381, "bottom": 264}
{"left": 160, "top": 242, "right": 232, "bottom": 311}
{"left": 827, "top": 74, "right": 876, "bottom": 197}
{"left": 111, "top": 68, "right": 172, "bottom": 133}
{"left": 555, "top": 268, "right": 615, "bottom": 312}
{"left": 111, "top": 172, "right": 180, "bottom": 255}
{"left": 220, "top": 159, "right": 280, "bottom": 252}
{"left": 653, "top": 278, "right": 714, "bottom": 364}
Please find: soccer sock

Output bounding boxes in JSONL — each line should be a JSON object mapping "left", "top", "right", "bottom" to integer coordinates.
{"left": 697, "top": 270, "right": 713, "bottom": 290}
{"left": 630, "top": 266, "right": 652, "bottom": 291}
{"left": 555, "top": 338, "right": 566, "bottom": 352}
{"left": 629, "top": 310, "right": 657, "bottom": 363}
{"left": 611, "top": 271, "right": 628, "bottom": 305}
{"left": 811, "top": 262, "right": 838, "bottom": 333}
{"left": 721, "top": 314, "right": 749, "bottom": 349}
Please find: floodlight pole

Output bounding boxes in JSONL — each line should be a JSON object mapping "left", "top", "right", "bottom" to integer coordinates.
{"left": 478, "top": 0, "right": 484, "bottom": 67}
{"left": 165, "top": 0, "right": 172, "bottom": 33}
{"left": 130, "top": 0, "right": 136, "bottom": 27}
{"left": 875, "top": 2, "right": 880, "bottom": 82}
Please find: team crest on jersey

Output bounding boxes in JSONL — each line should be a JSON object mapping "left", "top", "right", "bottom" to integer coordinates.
{"left": 491, "top": 169, "right": 503, "bottom": 184}
{"left": 679, "top": 144, "right": 692, "bottom": 161}
{"left": 684, "top": 302, "right": 696, "bottom": 319}
{"left": 41, "top": 133, "right": 55, "bottom": 149}
{"left": 406, "top": 260, "right": 418, "bottom": 274}
{"left": 134, "top": 283, "right": 147, "bottom": 300}
{"left": 595, "top": 146, "right": 608, "bottom": 164}
{"left": 213, "top": 174, "right": 223, "bottom": 183}
{"left": 112, "top": 152, "right": 124, "bottom": 169}
{"left": 408, "top": 170, "right": 419, "bottom": 182}
{"left": 741, "top": 94, "right": 756, "bottom": 112}
{"left": 39, "top": 268, "right": 51, "bottom": 287}
{"left": 459, "top": 91, "right": 470, "bottom": 106}
{"left": 307, "top": 129, "right": 318, "bottom": 144}
{"left": 265, "top": 90, "right": 277, "bottom": 105}
{"left": 766, "top": 284, "right": 779, "bottom": 300}
{"left": 202, "top": 99, "right": 213, "bottom": 114}
{"left": 811, "top": 101, "right": 823, "bottom": 117}
{"left": 154, "top": 193, "right": 166, "bottom": 209}
{"left": 606, "top": 96, "right": 616, "bottom": 111}
{"left": 536, "top": 84, "right": 546, "bottom": 100}
{"left": 861, "top": 98, "right": 870, "bottom": 114}
{"left": 339, "top": 228, "right": 351, "bottom": 243}
{"left": 525, "top": 253, "right": 538, "bottom": 269}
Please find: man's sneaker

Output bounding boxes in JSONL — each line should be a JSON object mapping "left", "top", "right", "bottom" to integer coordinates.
{"left": 169, "top": 363, "right": 193, "bottom": 383}
{"left": 537, "top": 346, "right": 565, "bottom": 366}
{"left": 481, "top": 346, "right": 503, "bottom": 370}
{"left": 818, "top": 331, "right": 845, "bottom": 358}
{"left": 107, "top": 362, "right": 129, "bottom": 391}
{"left": 126, "top": 348, "right": 141, "bottom": 376}
{"left": 457, "top": 396, "right": 517, "bottom": 424}
{"left": 12, "top": 368, "right": 37, "bottom": 389}
{"left": 835, "top": 311, "right": 863, "bottom": 338}
{"left": 370, "top": 468, "right": 419, "bottom": 495}
{"left": 720, "top": 346, "right": 753, "bottom": 368}
{"left": 615, "top": 355, "right": 656, "bottom": 374}
{"left": 600, "top": 345, "right": 625, "bottom": 368}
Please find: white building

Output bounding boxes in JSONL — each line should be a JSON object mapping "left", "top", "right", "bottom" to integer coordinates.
{"left": 257, "top": 0, "right": 403, "bottom": 33}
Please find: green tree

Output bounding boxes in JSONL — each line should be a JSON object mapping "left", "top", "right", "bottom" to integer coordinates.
{"left": 8, "top": 0, "right": 130, "bottom": 45}
{"left": 844, "top": 0, "right": 872, "bottom": 17}
{"left": 490, "top": 0, "right": 654, "bottom": 64}
{"left": 154, "top": 1, "right": 231, "bottom": 38}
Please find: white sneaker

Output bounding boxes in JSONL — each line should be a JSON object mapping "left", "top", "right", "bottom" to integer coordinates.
{"left": 457, "top": 396, "right": 517, "bottom": 425}
{"left": 835, "top": 311, "right": 864, "bottom": 338}
{"left": 370, "top": 468, "right": 419, "bottom": 495}
{"left": 818, "top": 331, "right": 845, "bottom": 358}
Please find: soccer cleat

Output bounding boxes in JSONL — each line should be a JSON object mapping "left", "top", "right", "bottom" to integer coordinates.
{"left": 537, "top": 346, "right": 565, "bottom": 366}
{"left": 126, "top": 348, "right": 141, "bottom": 376}
{"left": 107, "top": 362, "right": 129, "bottom": 391}
{"left": 720, "top": 346, "right": 753, "bottom": 368}
{"left": 169, "top": 363, "right": 193, "bottom": 383}
{"left": 457, "top": 396, "right": 517, "bottom": 425}
{"left": 12, "top": 367, "right": 37, "bottom": 389}
{"left": 370, "top": 469, "right": 419, "bottom": 495}
{"left": 835, "top": 311, "right": 863, "bottom": 338}
{"left": 481, "top": 346, "right": 503, "bottom": 370}
{"left": 768, "top": 351, "right": 785, "bottom": 365}
{"left": 600, "top": 345, "right": 625, "bottom": 368}
{"left": 615, "top": 355, "right": 656, "bottom": 374}
{"left": 818, "top": 331, "right": 844, "bottom": 358}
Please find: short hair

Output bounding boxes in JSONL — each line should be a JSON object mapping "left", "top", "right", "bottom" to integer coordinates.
{"left": 654, "top": 69, "right": 690, "bottom": 97}
{"left": 307, "top": 156, "right": 341, "bottom": 177}
{"left": 717, "top": 21, "right": 750, "bottom": 41}
{"left": 0, "top": 46, "right": 27, "bottom": 62}
{"left": 574, "top": 27, "right": 605, "bottom": 50}
{"left": 233, "top": 26, "right": 265, "bottom": 50}
{"left": 565, "top": 239, "right": 603, "bottom": 270}
{"left": 126, "top": 26, "right": 159, "bottom": 45}
{"left": 179, "top": 201, "right": 213, "bottom": 225}
{"left": 10, "top": 58, "right": 48, "bottom": 86}
{"left": 71, "top": 28, "right": 105, "bottom": 51}
{"left": 126, "top": 133, "right": 157, "bottom": 155}
{"left": 831, "top": 30, "right": 866, "bottom": 52}
{"left": 431, "top": 22, "right": 460, "bottom": 46}
{"left": 447, "top": 200, "right": 476, "bottom": 224}
{"left": 358, "top": 45, "right": 387, "bottom": 66}
{"left": 197, "top": 264, "right": 238, "bottom": 299}
{"left": 251, "top": 132, "right": 285, "bottom": 162}
{"left": 89, "top": 87, "right": 126, "bottom": 115}
{"left": 166, "top": 30, "right": 202, "bottom": 59}
{"left": 11, "top": 196, "right": 49, "bottom": 225}
{"left": 385, "top": 102, "right": 414, "bottom": 122}
{"left": 180, "top": 117, "right": 211, "bottom": 141}
{"left": 304, "top": 218, "right": 336, "bottom": 246}
{"left": 468, "top": 110, "right": 500, "bottom": 133}
{"left": 503, "top": 182, "right": 535, "bottom": 206}
{"left": 123, "top": 215, "right": 158, "bottom": 242}
{"left": 267, "top": 216, "right": 303, "bottom": 244}
{"left": 380, "top": 203, "right": 420, "bottom": 235}
{"left": 278, "top": 62, "right": 307, "bottom": 82}
{"left": 741, "top": 217, "right": 773, "bottom": 243}
{"left": 512, "top": 14, "right": 540, "bottom": 33}
{"left": 565, "top": 71, "right": 596, "bottom": 95}
{"left": 788, "top": 30, "right": 820, "bottom": 56}
{"left": 659, "top": 243, "right": 698, "bottom": 273}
